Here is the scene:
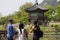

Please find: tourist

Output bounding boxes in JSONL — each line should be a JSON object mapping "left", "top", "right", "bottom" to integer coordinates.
{"left": 7, "top": 19, "right": 14, "bottom": 40}
{"left": 30, "top": 21, "right": 43, "bottom": 40}
{"left": 19, "top": 21, "right": 28, "bottom": 40}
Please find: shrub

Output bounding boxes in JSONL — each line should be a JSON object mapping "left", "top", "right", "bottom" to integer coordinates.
{"left": 50, "top": 24, "right": 55, "bottom": 27}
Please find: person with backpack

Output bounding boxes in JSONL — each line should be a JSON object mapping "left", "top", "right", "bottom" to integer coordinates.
{"left": 18, "top": 21, "right": 28, "bottom": 40}
{"left": 30, "top": 21, "right": 43, "bottom": 40}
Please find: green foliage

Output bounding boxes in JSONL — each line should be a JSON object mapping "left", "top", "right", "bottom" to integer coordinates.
{"left": 54, "top": 4, "right": 60, "bottom": 21}
{"left": 44, "top": 4, "right": 60, "bottom": 21}
{"left": 44, "top": 5, "right": 54, "bottom": 21}
{"left": 13, "top": 2, "right": 33, "bottom": 23}
{"left": 54, "top": 24, "right": 60, "bottom": 32}
{"left": 50, "top": 24, "right": 60, "bottom": 32}
{"left": 0, "top": 25, "right": 6, "bottom": 30}
{"left": 56, "top": 4, "right": 60, "bottom": 14}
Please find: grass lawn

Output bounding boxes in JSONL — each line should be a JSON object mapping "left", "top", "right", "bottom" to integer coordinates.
{"left": 28, "top": 34, "right": 60, "bottom": 40}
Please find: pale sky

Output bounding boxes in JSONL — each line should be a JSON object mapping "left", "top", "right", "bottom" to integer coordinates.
{"left": 0, "top": 0, "right": 43, "bottom": 16}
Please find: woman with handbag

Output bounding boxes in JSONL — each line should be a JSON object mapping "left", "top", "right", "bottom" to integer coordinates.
{"left": 30, "top": 21, "right": 42, "bottom": 40}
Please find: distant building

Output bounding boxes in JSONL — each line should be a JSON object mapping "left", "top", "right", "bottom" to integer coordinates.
{"left": 25, "top": 1, "right": 49, "bottom": 24}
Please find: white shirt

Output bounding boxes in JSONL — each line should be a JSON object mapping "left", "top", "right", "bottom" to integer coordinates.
{"left": 17, "top": 28, "right": 27, "bottom": 40}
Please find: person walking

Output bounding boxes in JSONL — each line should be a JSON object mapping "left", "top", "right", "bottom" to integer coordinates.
{"left": 19, "top": 22, "right": 28, "bottom": 40}
{"left": 7, "top": 19, "right": 14, "bottom": 40}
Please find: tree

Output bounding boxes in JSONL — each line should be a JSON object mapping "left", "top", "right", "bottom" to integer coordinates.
{"left": 54, "top": 4, "right": 60, "bottom": 21}
{"left": 14, "top": 2, "right": 33, "bottom": 23}
{"left": 44, "top": 5, "right": 54, "bottom": 21}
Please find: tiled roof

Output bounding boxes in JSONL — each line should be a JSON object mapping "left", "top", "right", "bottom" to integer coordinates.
{"left": 25, "top": 4, "right": 49, "bottom": 12}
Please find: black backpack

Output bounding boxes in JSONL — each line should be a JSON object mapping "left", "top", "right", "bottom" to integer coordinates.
{"left": 38, "top": 30, "right": 43, "bottom": 38}
{"left": 34, "top": 23, "right": 43, "bottom": 38}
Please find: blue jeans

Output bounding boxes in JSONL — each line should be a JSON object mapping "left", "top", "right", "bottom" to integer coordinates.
{"left": 8, "top": 37, "right": 13, "bottom": 40}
